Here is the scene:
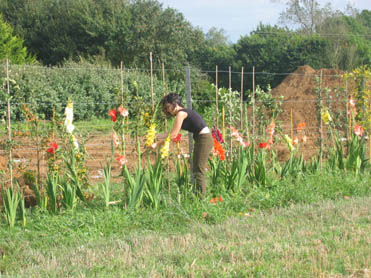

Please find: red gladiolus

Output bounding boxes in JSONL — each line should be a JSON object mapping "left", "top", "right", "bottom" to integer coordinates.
{"left": 209, "top": 198, "right": 217, "bottom": 203}
{"left": 212, "top": 128, "right": 224, "bottom": 143}
{"left": 209, "top": 196, "right": 223, "bottom": 203}
{"left": 259, "top": 142, "right": 268, "bottom": 149}
{"left": 47, "top": 141, "right": 58, "bottom": 154}
{"left": 172, "top": 133, "right": 182, "bottom": 143}
{"left": 354, "top": 124, "right": 364, "bottom": 136}
{"left": 109, "top": 109, "right": 117, "bottom": 122}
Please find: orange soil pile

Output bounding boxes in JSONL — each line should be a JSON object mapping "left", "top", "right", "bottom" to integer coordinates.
{"left": 270, "top": 65, "right": 354, "bottom": 160}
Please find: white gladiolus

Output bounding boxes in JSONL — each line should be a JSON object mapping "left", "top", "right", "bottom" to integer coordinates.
{"left": 72, "top": 135, "right": 79, "bottom": 149}
{"left": 66, "top": 123, "right": 75, "bottom": 134}
{"left": 64, "top": 100, "right": 74, "bottom": 134}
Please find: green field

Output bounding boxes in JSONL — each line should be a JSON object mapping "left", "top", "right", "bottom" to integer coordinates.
{"left": 1, "top": 172, "right": 370, "bottom": 278}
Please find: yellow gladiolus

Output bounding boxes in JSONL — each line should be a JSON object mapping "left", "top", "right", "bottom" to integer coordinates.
{"left": 160, "top": 135, "right": 170, "bottom": 159}
{"left": 145, "top": 123, "right": 156, "bottom": 147}
{"left": 321, "top": 108, "right": 332, "bottom": 125}
{"left": 283, "top": 134, "right": 294, "bottom": 152}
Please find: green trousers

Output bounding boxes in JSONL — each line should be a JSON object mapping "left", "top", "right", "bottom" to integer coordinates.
{"left": 193, "top": 133, "right": 213, "bottom": 196}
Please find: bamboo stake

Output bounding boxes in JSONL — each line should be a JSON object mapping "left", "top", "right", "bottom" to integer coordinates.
{"left": 240, "top": 67, "right": 244, "bottom": 130}
{"left": 229, "top": 66, "right": 232, "bottom": 157}
{"left": 6, "top": 58, "right": 13, "bottom": 189}
{"left": 222, "top": 106, "right": 225, "bottom": 142}
{"left": 150, "top": 52, "right": 154, "bottom": 113}
{"left": 290, "top": 108, "right": 293, "bottom": 140}
{"left": 216, "top": 65, "right": 219, "bottom": 129}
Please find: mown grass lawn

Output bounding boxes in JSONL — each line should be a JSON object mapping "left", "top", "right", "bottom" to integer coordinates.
{"left": 0, "top": 172, "right": 370, "bottom": 278}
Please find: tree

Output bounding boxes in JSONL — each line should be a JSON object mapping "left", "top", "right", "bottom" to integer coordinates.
{"left": 233, "top": 24, "right": 329, "bottom": 90}
{"left": 276, "top": 0, "right": 336, "bottom": 34}
{"left": 0, "top": 13, "right": 34, "bottom": 64}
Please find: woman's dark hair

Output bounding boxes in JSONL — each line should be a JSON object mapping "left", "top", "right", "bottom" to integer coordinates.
{"left": 161, "top": 93, "right": 184, "bottom": 117}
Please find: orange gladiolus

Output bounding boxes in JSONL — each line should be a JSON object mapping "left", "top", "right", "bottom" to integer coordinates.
{"left": 297, "top": 122, "right": 306, "bottom": 132}
{"left": 213, "top": 138, "right": 225, "bottom": 161}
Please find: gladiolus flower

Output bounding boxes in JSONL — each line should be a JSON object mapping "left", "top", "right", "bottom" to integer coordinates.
{"left": 160, "top": 135, "right": 171, "bottom": 159}
{"left": 266, "top": 122, "right": 275, "bottom": 136}
{"left": 212, "top": 128, "right": 224, "bottom": 143}
{"left": 172, "top": 133, "right": 182, "bottom": 143}
{"left": 259, "top": 142, "right": 268, "bottom": 149}
{"left": 65, "top": 123, "right": 75, "bottom": 134}
{"left": 209, "top": 198, "right": 217, "bottom": 203}
{"left": 47, "top": 142, "right": 58, "bottom": 154}
{"left": 297, "top": 122, "right": 306, "bottom": 132}
{"left": 321, "top": 109, "right": 332, "bottom": 125}
{"left": 72, "top": 135, "right": 79, "bottom": 149}
{"left": 209, "top": 196, "right": 222, "bottom": 203}
{"left": 116, "top": 155, "right": 127, "bottom": 168}
{"left": 112, "top": 132, "right": 119, "bottom": 147}
{"left": 283, "top": 134, "right": 294, "bottom": 151}
{"left": 348, "top": 98, "right": 357, "bottom": 118}
{"left": 64, "top": 100, "right": 75, "bottom": 134}
{"left": 118, "top": 106, "right": 129, "bottom": 117}
{"left": 213, "top": 138, "right": 225, "bottom": 161}
{"left": 109, "top": 109, "right": 117, "bottom": 122}
{"left": 293, "top": 137, "right": 299, "bottom": 145}
{"left": 354, "top": 124, "right": 364, "bottom": 136}
{"left": 145, "top": 123, "right": 157, "bottom": 147}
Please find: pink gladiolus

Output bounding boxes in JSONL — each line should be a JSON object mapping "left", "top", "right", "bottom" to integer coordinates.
{"left": 118, "top": 106, "right": 129, "bottom": 117}
{"left": 293, "top": 137, "right": 299, "bottom": 145}
{"left": 354, "top": 124, "right": 364, "bottom": 136}
{"left": 112, "top": 132, "right": 119, "bottom": 147}
{"left": 116, "top": 155, "right": 128, "bottom": 168}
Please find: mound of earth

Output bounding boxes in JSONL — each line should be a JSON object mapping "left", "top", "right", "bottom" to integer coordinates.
{"left": 270, "top": 65, "right": 354, "bottom": 160}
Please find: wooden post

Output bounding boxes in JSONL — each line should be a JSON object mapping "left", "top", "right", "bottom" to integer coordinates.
{"left": 240, "top": 67, "right": 244, "bottom": 130}
{"left": 216, "top": 65, "right": 219, "bottom": 129}
{"left": 162, "top": 63, "right": 170, "bottom": 194}
{"left": 6, "top": 58, "right": 13, "bottom": 189}
{"left": 185, "top": 66, "right": 193, "bottom": 182}
{"left": 229, "top": 66, "right": 232, "bottom": 157}
{"left": 319, "top": 70, "right": 323, "bottom": 168}
{"left": 162, "top": 63, "right": 167, "bottom": 132}
{"left": 252, "top": 66, "right": 256, "bottom": 139}
{"left": 120, "top": 61, "right": 124, "bottom": 105}
{"left": 150, "top": 52, "right": 154, "bottom": 113}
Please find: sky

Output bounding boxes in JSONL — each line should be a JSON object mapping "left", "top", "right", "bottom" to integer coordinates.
{"left": 159, "top": 0, "right": 370, "bottom": 43}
